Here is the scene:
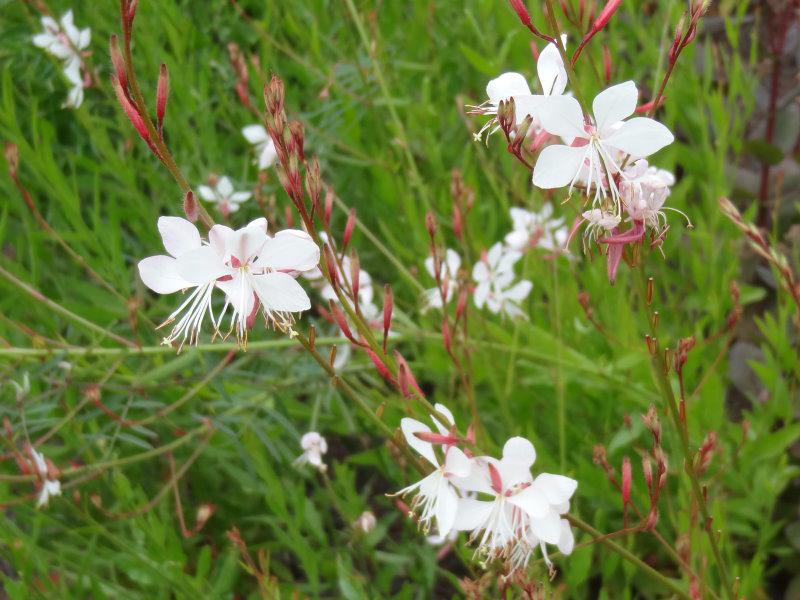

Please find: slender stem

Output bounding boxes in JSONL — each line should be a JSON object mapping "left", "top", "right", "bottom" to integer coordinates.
{"left": 635, "top": 266, "right": 734, "bottom": 599}
{"left": 568, "top": 515, "right": 690, "bottom": 599}
{"left": 0, "top": 264, "right": 137, "bottom": 348}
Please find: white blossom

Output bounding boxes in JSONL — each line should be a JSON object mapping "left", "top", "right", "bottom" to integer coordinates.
{"left": 242, "top": 125, "right": 278, "bottom": 170}
{"left": 198, "top": 176, "right": 252, "bottom": 216}
{"left": 295, "top": 431, "right": 328, "bottom": 472}
{"left": 472, "top": 243, "right": 532, "bottom": 318}
{"left": 422, "top": 249, "right": 461, "bottom": 311}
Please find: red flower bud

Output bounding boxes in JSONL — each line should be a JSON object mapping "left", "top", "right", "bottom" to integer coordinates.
{"left": 324, "top": 189, "right": 334, "bottom": 227}
{"left": 182, "top": 190, "right": 198, "bottom": 222}
{"left": 621, "top": 456, "right": 631, "bottom": 505}
{"left": 109, "top": 35, "right": 127, "bottom": 91}
{"left": 382, "top": 284, "right": 393, "bottom": 352}
{"left": 342, "top": 207, "right": 356, "bottom": 251}
{"left": 111, "top": 75, "right": 150, "bottom": 144}
{"left": 425, "top": 211, "right": 437, "bottom": 240}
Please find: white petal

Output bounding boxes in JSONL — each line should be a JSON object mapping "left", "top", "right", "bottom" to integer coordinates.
{"left": 32, "top": 33, "right": 56, "bottom": 49}
{"left": 593, "top": 80, "right": 637, "bottom": 133}
{"left": 400, "top": 418, "right": 438, "bottom": 467}
{"left": 530, "top": 510, "right": 562, "bottom": 544}
{"left": 64, "top": 85, "right": 83, "bottom": 109}
{"left": 242, "top": 124, "right": 268, "bottom": 144}
{"left": 503, "top": 280, "right": 532, "bottom": 302}
{"left": 486, "top": 72, "right": 531, "bottom": 104}
{"left": 138, "top": 255, "right": 190, "bottom": 294}
{"left": 436, "top": 484, "right": 459, "bottom": 538}
{"left": 217, "top": 176, "right": 234, "bottom": 198}
{"left": 431, "top": 402, "right": 455, "bottom": 434}
{"left": 508, "top": 486, "right": 549, "bottom": 519}
{"left": 537, "top": 39, "right": 568, "bottom": 96}
{"left": 157, "top": 216, "right": 201, "bottom": 258}
{"left": 473, "top": 281, "right": 489, "bottom": 308}
{"left": 532, "top": 144, "right": 588, "bottom": 189}
{"left": 209, "top": 224, "right": 234, "bottom": 258}
{"left": 253, "top": 272, "right": 311, "bottom": 312}
{"left": 453, "top": 498, "right": 493, "bottom": 531}
{"left": 247, "top": 217, "right": 269, "bottom": 232}
{"left": 216, "top": 274, "right": 255, "bottom": 317}
{"left": 62, "top": 59, "right": 82, "bottom": 85}
{"left": 444, "top": 249, "right": 461, "bottom": 275}
{"left": 230, "top": 191, "right": 252, "bottom": 203}
{"left": 452, "top": 458, "right": 495, "bottom": 495}
{"left": 227, "top": 227, "right": 267, "bottom": 264}
{"left": 77, "top": 28, "right": 91, "bottom": 50}
{"left": 254, "top": 230, "right": 320, "bottom": 272}
{"left": 257, "top": 142, "right": 278, "bottom": 169}
{"left": 512, "top": 94, "right": 546, "bottom": 125}
{"left": 557, "top": 519, "right": 575, "bottom": 555}
{"left": 502, "top": 437, "right": 537, "bottom": 468}
{"left": 538, "top": 95, "right": 586, "bottom": 140}
{"left": 444, "top": 446, "right": 471, "bottom": 478}
{"left": 176, "top": 245, "right": 230, "bottom": 284}
{"left": 534, "top": 473, "right": 578, "bottom": 504}
{"left": 504, "top": 229, "right": 528, "bottom": 250}
{"left": 471, "top": 261, "right": 489, "bottom": 283}
{"left": 603, "top": 118, "right": 674, "bottom": 157}
{"left": 197, "top": 185, "right": 216, "bottom": 201}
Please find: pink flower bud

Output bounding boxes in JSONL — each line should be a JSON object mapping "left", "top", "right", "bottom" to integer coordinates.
{"left": 621, "top": 456, "right": 631, "bottom": 505}
{"left": 441, "top": 318, "right": 452, "bottom": 353}
{"left": 323, "top": 245, "right": 338, "bottom": 288}
{"left": 602, "top": 45, "right": 612, "bottom": 83}
{"left": 183, "top": 190, "right": 198, "bottom": 222}
{"left": 342, "top": 207, "right": 356, "bottom": 251}
{"left": 591, "top": 0, "right": 623, "bottom": 33}
{"left": 394, "top": 351, "right": 424, "bottom": 398}
{"left": 364, "top": 348, "right": 395, "bottom": 384}
{"left": 324, "top": 189, "right": 334, "bottom": 227}
{"left": 349, "top": 252, "right": 360, "bottom": 307}
{"left": 156, "top": 63, "right": 169, "bottom": 134}
{"left": 452, "top": 205, "right": 463, "bottom": 241}
{"left": 425, "top": 211, "right": 437, "bottom": 240}
{"left": 109, "top": 35, "right": 127, "bottom": 91}
{"left": 329, "top": 301, "right": 356, "bottom": 344}
{"left": 111, "top": 75, "right": 150, "bottom": 143}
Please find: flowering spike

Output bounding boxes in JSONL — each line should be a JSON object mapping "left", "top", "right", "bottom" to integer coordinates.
{"left": 182, "top": 190, "right": 198, "bottom": 222}
{"left": 342, "top": 208, "right": 357, "bottom": 252}
{"left": 156, "top": 63, "right": 169, "bottom": 134}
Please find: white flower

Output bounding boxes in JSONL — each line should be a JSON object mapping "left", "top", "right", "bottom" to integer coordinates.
{"left": 198, "top": 176, "right": 252, "bottom": 215}
{"left": 203, "top": 220, "right": 319, "bottom": 344}
{"left": 422, "top": 249, "right": 461, "bottom": 311}
{"left": 138, "top": 216, "right": 222, "bottom": 348}
{"left": 295, "top": 431, "right": 328, "bottom": 471}
{"left": 472, "top": 243, "right": 532, "bottom": 318}
{"left": 355, "top": 511, "right": 377, "bottom": 533}
{"left": 471, "top": 36, "right": 568, "bottom": 141}
{"left": 620, "top": 159, "right": 686, "bottom": 236}
{"left": 505, "top": 206, "right": 567, "bottom": 253}
{"left": 532, "top": 81, "right": 674, "bottom": 209}
{"left": 242, "top": 125, "right": 278, "bottom": 170}
{"left": 29, "top": 448, "right": 61, "bottom": 508}
{"left": 394, "top": 404, "right": 470, "bottom": 538}
{"left": 454, "top": 437, "right": 577, "bottom": 572}
{"left": 33, "top": 11, "right": 90, "bottom": 110}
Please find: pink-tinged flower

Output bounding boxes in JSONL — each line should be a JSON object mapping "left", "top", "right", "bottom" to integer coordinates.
{"left": 620, "top": 159, "right": 688, "bottom": 236}
{"left": 454, "top": 437, "right": 577, "bottom": 571}
{"left": 423, "top": 249, "right": 461, "bottom": 311}
{"left": 470, "top": 36, "right": 568, "bottom": 141}
{"left": 532, "top": 81, "right": 674, "bottom": 207}
{"left": 355, "top": 511, "right": 377, "bottom": 533}
{"left": 242, "top": 124, "right": 278, "bottom": 170}
{"left": 295, "top": 431, "right": 328, "bottom": 472}
{"left": 200, "top": 220, "right": 319, "bottom": 344}
{"left": 32, "top": 10, "right": 90, "bottom": 68}
{"left": 393, "top": 405, "right": 470, "bottom": 538}
{"left": 472, "top": 243, "right": 532, "bottom": 318}
{"left": 505, "top": 206, "right": 567, "bottom": 253}
{"left": 581, "top": 208, "right": 621, "bottom": 247}
{"left": 138, "top": 216, "right": 222, "bottom": 348}
{"left": 198, "top": 176, "right": 252, "bottom": 216}
{"left": 33, "top": 11, "right": 91, "bottom": 109}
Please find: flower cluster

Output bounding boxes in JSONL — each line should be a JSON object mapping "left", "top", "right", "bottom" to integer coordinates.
{"left": 138, "top": 216, "right": 319, "bottom": 349}
{"left": 394, "top": 405, "right": 576, "bottom": 574}
{"left": 32, "top": 10, "right": 90, "bottom": 109}
{"left": 472, "top": 243, "right": 532, "bottom": 319}
{"left": 474, "top": 38, "right": 685, "bottom": 283}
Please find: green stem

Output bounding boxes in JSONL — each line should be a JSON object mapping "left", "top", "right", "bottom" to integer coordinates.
{"left": 542, "top": 0, "right": 591, "bottom": 115}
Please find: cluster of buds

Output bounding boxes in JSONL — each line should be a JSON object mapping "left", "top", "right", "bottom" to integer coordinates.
{"left": 668, "top": 1, "right": 710, "bottom": 66}
{"left": 641, "top": 406, "right": 668, "bottom": 529}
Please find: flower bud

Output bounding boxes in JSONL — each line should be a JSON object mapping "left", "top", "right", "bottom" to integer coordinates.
{"left": 112, "top": 75, "right": 149, "bottom": 143}
{"left": 382, "top": 284, "right": 393, "bottom": 351}
{"left": 621, "top": 456, "right": 631, "bottom": 505}
{"left": 182, "top": 190, "right": 198, "bottom": 222}
{"left": 349, "top": 251, "right": 360, "bottom": 307}
{"left": 342, "top": 207, "right": 357, "bottom": 252}
{"left": 602, "top": 45, "right": 612, "bottom": 83}
{"left": 109, "top": 35, "right": 127, "bottom": 91}
{"left": 324, "top": 189, "right": 335, "bottom": 227}
{"left": 425, "top": 211, "right": 437, "bottom": 240}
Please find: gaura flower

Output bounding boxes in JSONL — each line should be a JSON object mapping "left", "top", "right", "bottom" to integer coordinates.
{"left": 532, "top": 81, "right": 674, "bottom": 208}
{"left": 295, "top": 431, "right": 328, "bottom": 472}
{"left": 393, "top": 404, "right": 471, "bottom": 538}
{"left": 355, "top": 510, "right": 377, "bottom": 533}
{"left": 198, "top": 176, "right": 252, "bottom": 217}
{"left": 454, "top": 437, "right": 577, "bottom": 572}
{"left": 505, "top": 206, "right": 567, "bottom": 253}
{"left": 204, "top": 220, "right": 320, "bottom": 345}
{"left": 620, "top": 159, "right": 687, "bottom": 237}
{"left": 138, "top": 216, "right": 220, "bottom": 348}
{"left": 472, "top": 243, "right": 532, "bottom": 318}
{"left": 32, "top": 10, "right": 90, "bottom": 69}
{"left": 242, "top": 124, "right": 279, "bottom": 170}
{"left": 28, "top": 447, "right": 61, "bottom": 508}
{"left": 422, "top": 249, "right": 461, "bottom": 311}
{"left": 470, "top": 35, "right": 569, "bottom": 141}
{"left": 33, "top": 10, "right": 90, "bottom": 109}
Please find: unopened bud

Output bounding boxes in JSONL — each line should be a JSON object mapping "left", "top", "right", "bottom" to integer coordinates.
{"left": 621, "top": 456, "right": 631, "bottom": 504}
{"left": 182, "top": 190, "right": 198, "bottom": 222}
{"left": 342, "top": 208, "right": 357, "bottom": 251}
{"left": 109, "top": 35, "right": 127, "bottom": 91}
{"left": 4, "top": 142, "right": 19, "bottom": 175}
{"left": 265, "top": 75, "right": 285, "bottom": 117}
{"left": 602, "top": 45, "right": 612, "bottom": 83}
{"left": 382, "top": 284, "right": 393, "bottom": 352}
{"left": 425, "top": 212, "right": 437, "bottom": 240}
{"left": 288, "top": 120, "right": 304, "bottom": 162}
{"left": 324, "top": 189, "right": 334, "bottom": 227}
{"left": 112, "top": 75, "right": 150, "bottom": 143}
{"left": 349, "top": 251, "right": 360, "bottom": 307}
